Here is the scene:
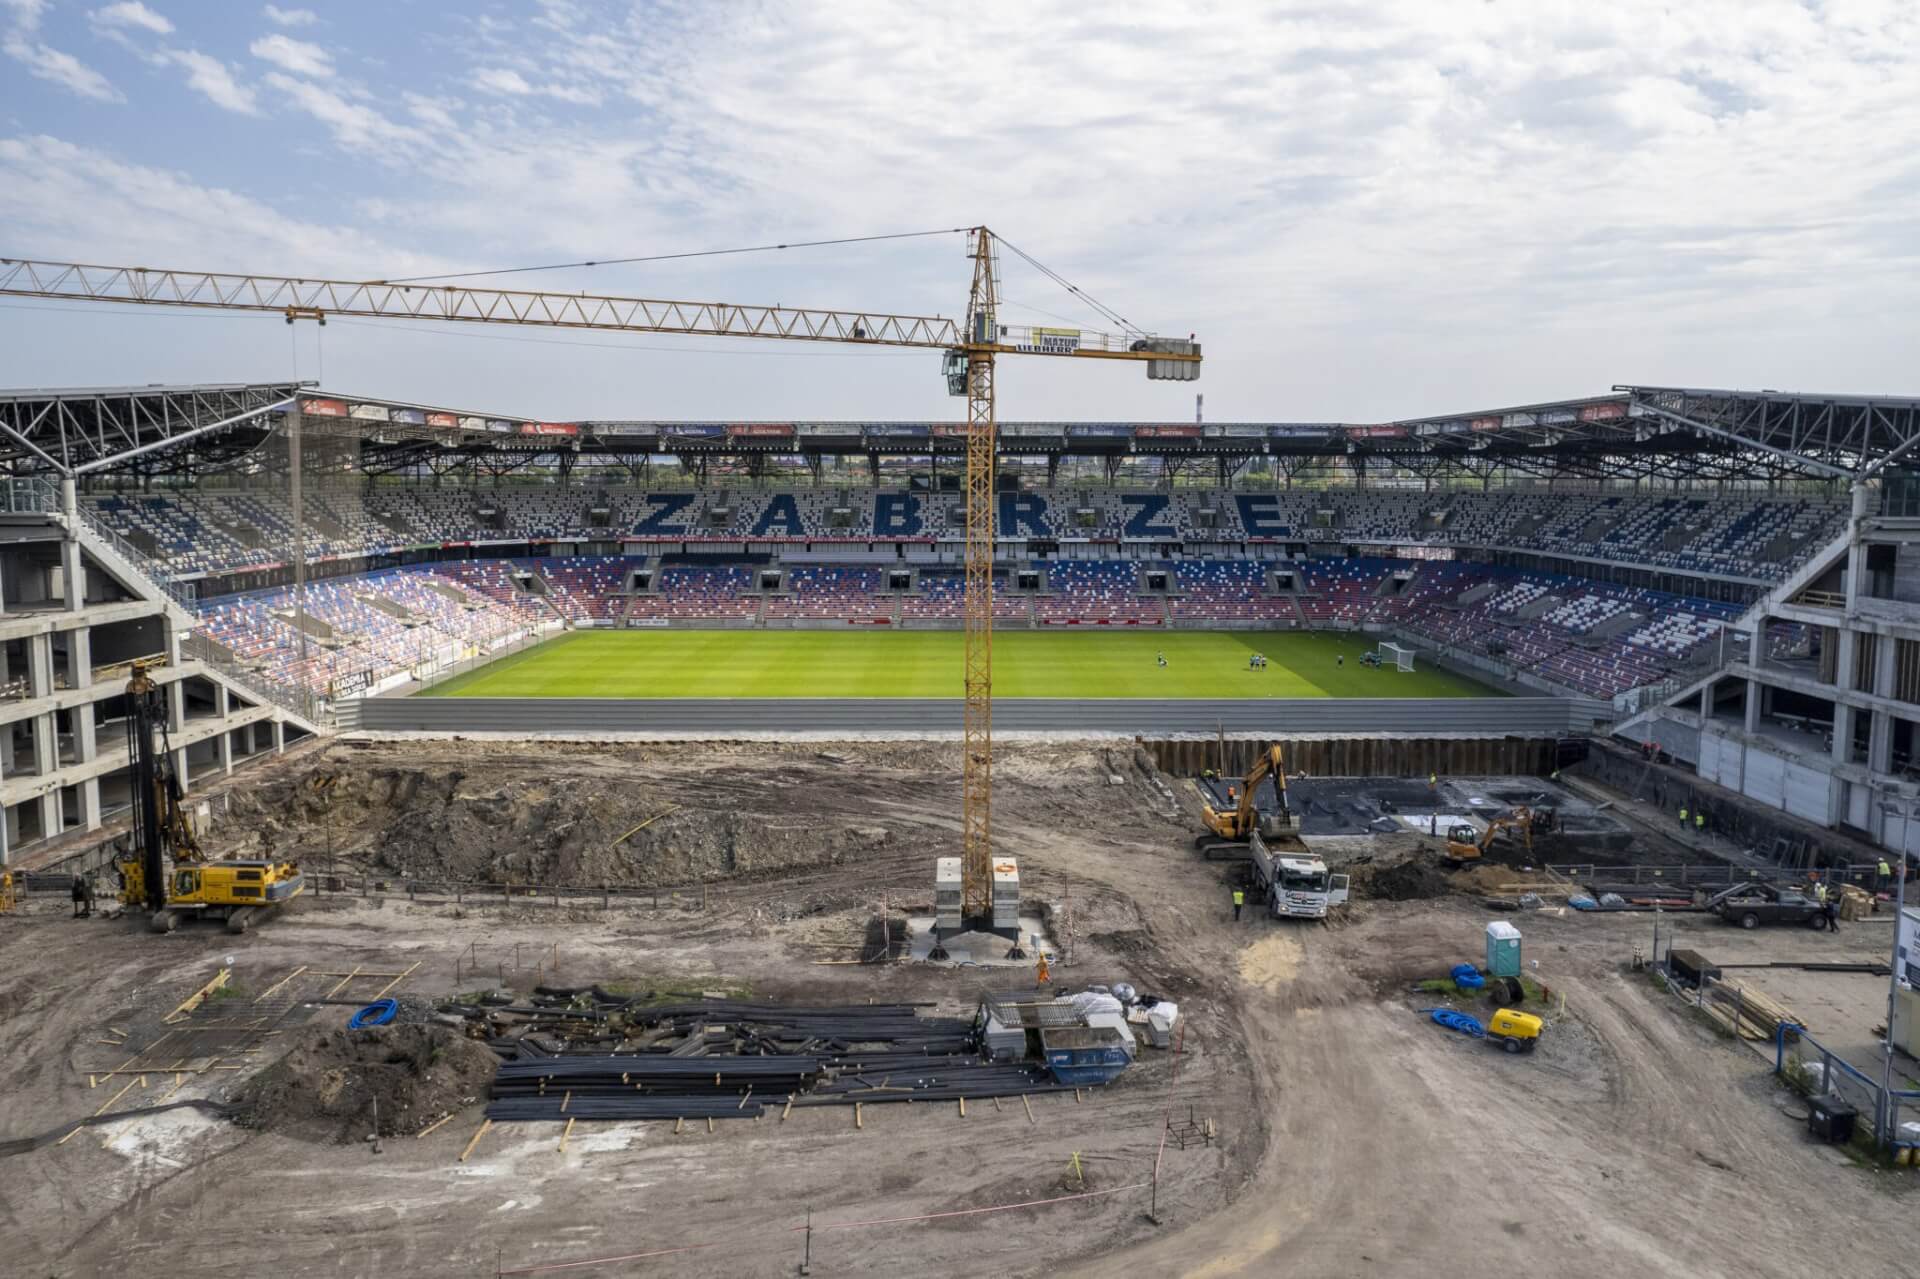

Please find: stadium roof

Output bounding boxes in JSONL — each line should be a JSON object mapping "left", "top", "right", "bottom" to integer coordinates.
{"left": 1, "top": 381, "right": 1915, "bottom": 482}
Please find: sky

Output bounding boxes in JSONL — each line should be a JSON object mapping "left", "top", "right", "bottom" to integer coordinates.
{"left": 1, "top": 0, "right": 1916, "bottom": 423}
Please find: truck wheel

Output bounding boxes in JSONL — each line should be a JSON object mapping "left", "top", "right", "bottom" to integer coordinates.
{"left": 151, "top": 910, "right": 178, "bottom": 934}
{"left": 1501, "top": 1036, "right": 1523, "bottom": 1054}
{"left": 1807, "top": 913, "right": 1828, "bottom": 931}
{"left": 1739, "top": 912, "right": 1759, "bottom": 930}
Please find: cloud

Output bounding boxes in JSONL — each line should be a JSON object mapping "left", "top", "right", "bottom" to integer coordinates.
{"left": 472, "top": 67, "right": 531, "bottom": 95}
{"left": 164, "top": 48, "right": 257, "bottom": 114}
{"left": 6, "top": 2, "right": 1920, "bottom": 419}
{"left": 4, "top": 37, "right": 121, "bottom": 101}
{"left": 0, "top": 133, "right": 448, "bottom": 275}
{"left": 249, "top": 32, "right": 330, "bottom": 77}
{"left": 1, "top": 0, "right": 46, "bottom": 33}
{"left": 263, "top": 70, "right": 426, "bottom": 159}
{"left": 262, "top": 4, "right": 315, "bottom": 27}
{"left": 89, "top": 1, "right": 171, "bottom": 34}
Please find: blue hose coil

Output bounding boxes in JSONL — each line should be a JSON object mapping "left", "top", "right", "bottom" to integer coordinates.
{"left": 349, "top": 998, "right": 398, "bottom": 1029}
{"left": 1429, "top": 1008, "right": 1486, "bottom": 1038}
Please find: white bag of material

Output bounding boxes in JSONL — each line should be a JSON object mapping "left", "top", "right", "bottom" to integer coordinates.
{"left": 1066, "top": 991, "right": 1125, "bottom": 1021}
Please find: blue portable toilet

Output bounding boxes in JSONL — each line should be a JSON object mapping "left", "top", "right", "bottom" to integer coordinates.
{"left": 1485, "top": 921, "right": 1522, "bottom": 978}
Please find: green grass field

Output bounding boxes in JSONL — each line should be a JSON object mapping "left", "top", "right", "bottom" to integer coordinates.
{"left": 419, "top": 630, "right": 1499, "bottom": 699}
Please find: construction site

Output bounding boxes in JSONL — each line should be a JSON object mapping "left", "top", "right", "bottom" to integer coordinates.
{"left": 3, "top": 36, "right": 1920, "bottom": 1271}
{"left": 2, "top": 727, "right": 1916, "bottom": 1279}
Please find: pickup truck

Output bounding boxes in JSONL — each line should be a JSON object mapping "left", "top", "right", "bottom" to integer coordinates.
{"left": 1706, "top": 882, "right": 1830, "bottom": 930}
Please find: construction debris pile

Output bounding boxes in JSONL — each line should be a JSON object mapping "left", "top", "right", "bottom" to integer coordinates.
{"left": 235, "top": 1023, "right": 500, "bottom": 1141}
{"left": 448, "top": 991, "right": 1098, "bottom": 1124}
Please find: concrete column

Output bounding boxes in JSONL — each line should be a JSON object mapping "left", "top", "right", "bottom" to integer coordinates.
{"left": 1875, "top": 633, "right": 1897, "bottom": 699}
{"left": 1870, "top": 710, "right": 1893, "bottom": 773}
{"left": 172, "top": 745, "right": 189, "bottom": 789}
{"left": 1835, "top": 628, "right": 1857, "bottom": 693}
{"left": 39, "top": 791, "right": 60, "bottom": 842}
{"left": 215, "top": 683, "right": 230, "bottom": 719}
{"left": 27, "top": 634, "right": 53, "bottom": 699}
{"left": 74, "top": 705, "right": 96, "bottom": 764}
{"left": 0, "top": 799, "right": 9, "bottom": 866}
{"left": 60, "top": 539, "right": 85, "bottom": 611}
{"left": 1747, "top": 619, "right": 1765, "bottom": 667}
{"left": 167, "top": 680, "right": 185, "bottom": 733}
{"left": 1744, "top": 679, "right": 1762, "bottom": 732}
{"left": 219, "top": 727, "right": 233, "bottom": 776}
{"left": 1832, "top": 703, "right": 1853, "bottom": 765}
{"left": 69, "top": 627, "right": 91, "bottom": 690}
{"left": 80, "top": 777, "right": 100, "bottom": 829}
{"left": 272, "top": 718, "right": 285, "bottom": 753}
{"left": 32, "top": 712, "right": 55, "bottom": 777}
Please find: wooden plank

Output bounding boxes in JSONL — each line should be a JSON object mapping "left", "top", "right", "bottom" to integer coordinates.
{"left": 458, "top": 1118, "right": 493, "bottom": 1163}
{"left": 415, "top": 1112, "right": 457, "bottom": 1139}
{"left": 1022, "top": 1094, "right": 1035, "bottom": 1124}
{"left": 365, "top": 961, "right": 422, "bottom": 1002}
{"left": 253, "top": 965, "right": 308, "bottom": 1004}
{"left": 558, "top": 1117, "right": 575, "bottom": 1153}
{"left": 164, "top": 969, "right": 231, "bottom": 1024}
{"left": 58, "top": 1077, "right": 140, "bottom": 1145}
{"left": 323, "top": 966, "right": 364, "bottom": 1000}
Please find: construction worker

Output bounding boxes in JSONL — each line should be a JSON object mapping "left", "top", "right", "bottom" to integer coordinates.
{"left": 1428, "top": 771, "right": 1437, "bottom": 791}
{"left": 1550, "top": 768, "right": 1561, "bottom": 782}
{"left": 1035, "top": 951, "right": 1051, "bottom": 986}
{"left": 1878, "top": 858, "right": 1893, "bottom": 893}
{"left": 70, "top": 876, "right": 88, "bottom": 919}
{"left": 1678, "top": 805, "right": 1689, "bottom": 831}
{"left": 1814, "top": 879, "right": 1829, "bottom": 906}
{"left": 1695, "top": 811, "right": 1706, "bottom": 836}
{"left": 1232, "top": 886, "right": 1245, "bottom": 922}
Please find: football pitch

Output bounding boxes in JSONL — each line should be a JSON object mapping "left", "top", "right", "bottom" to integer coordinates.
{"left": 419, "top": 630, "right": 1500, "bottom": 699}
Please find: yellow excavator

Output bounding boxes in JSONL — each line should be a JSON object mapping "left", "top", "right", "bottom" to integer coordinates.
{"left": 1196, "top": 743, "right": 1300, "bottom": 857}
{"left": 1444, "top": 804, "right": 1557, "bottom": 868}
{"left": 116, "top": 662, "right": 304, "bottom": 933}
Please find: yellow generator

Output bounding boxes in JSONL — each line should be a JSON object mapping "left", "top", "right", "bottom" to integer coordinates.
{"left": 1487, "top": 1008, "right": 1543, "bottom": 1054}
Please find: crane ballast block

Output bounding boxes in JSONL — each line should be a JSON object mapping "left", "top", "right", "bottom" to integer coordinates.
{"left": 1140, "top": 338, "right": 1202, "bottom": 381}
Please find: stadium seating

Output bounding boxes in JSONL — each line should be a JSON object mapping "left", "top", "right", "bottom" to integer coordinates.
{"left": 87, "top": 485, "right": 1848, "bottom": 588}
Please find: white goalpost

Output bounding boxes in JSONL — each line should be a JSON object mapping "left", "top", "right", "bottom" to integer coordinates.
{"left": 1380, "top": 642, "right": 1416, "bottom": 672}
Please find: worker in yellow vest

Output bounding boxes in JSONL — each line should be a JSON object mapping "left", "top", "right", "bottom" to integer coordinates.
{"left": 1878, "top": 858, "right": 1893, "bottom": 893}
{"left": 1679, "top": 805, "right": 1689, "bottom": 830}
{"left": 1695, "top": 811, "right": 1705, "bottom": 836}
{"left": 1232, "top": 887, "right": 1245, "bottom": 922}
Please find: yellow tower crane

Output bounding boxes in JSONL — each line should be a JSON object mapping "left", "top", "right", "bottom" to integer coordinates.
{"left": 0, "top": 233, "right": 1200, "bottom": 923}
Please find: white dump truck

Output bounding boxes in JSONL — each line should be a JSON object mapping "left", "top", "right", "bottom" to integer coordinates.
{"left": 1248, "top": 828, "right": 1349, "bottom": 919}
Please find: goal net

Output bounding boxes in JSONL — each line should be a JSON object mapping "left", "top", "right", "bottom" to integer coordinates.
{"left": 1380, "top": 642, "right": 1416, "bottom": 673}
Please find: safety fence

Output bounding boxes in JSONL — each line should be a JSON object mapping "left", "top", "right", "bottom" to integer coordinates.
{"left": 1551, "top": 862, "right": 1875, "bottom": 887}
{"left": 1776, "top": 1024, "right": 1920, "bottom": 1153}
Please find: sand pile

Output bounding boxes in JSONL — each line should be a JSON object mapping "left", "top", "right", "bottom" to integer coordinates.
{"left": 235, "top": 1023, "right": 497, "bottom": 1142}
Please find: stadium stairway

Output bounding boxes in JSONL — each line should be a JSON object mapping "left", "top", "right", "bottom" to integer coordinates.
{"left": 59, "top": 495, "right": 324, "bottom": 736}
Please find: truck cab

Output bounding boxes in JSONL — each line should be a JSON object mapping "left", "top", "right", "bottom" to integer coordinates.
{"left": 1249, "top": 829, "right": 1350, "bottom": 919}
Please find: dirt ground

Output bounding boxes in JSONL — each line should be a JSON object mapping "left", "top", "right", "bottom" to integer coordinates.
{"left": 2, "top": 739, "right": 1917, "bottom": 1278}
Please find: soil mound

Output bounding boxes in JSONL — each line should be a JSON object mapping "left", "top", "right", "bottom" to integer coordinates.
{"left": 1352, "top": 854, "right": 1451, "bottom": 902}
{"left": 235, "top": 1023, "right": 496, "bottom": 1142}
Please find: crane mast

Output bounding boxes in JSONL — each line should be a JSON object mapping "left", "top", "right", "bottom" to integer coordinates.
{"left": 960, "top": 230, "right": 999, "bottom": 920}
{"left": 0, "top": 232, "right": 1199, "bottom": 930}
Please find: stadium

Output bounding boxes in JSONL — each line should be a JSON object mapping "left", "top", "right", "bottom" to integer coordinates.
{"left": 2, "top": 8, "right": 1917, "bottom": 1264}
{"left": 5, "top": 369, "right": 1920, "bottom": 1274}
